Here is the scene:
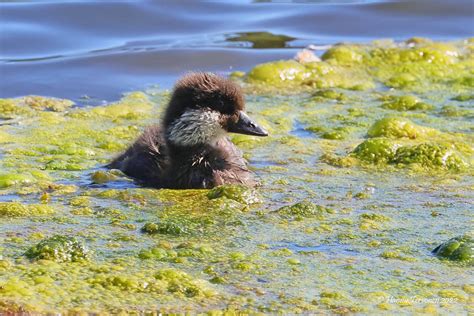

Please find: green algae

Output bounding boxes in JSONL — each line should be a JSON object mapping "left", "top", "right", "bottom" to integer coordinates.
{"left": 207, "top": 184, "right": 260, "bottom": 204}
{"left": 25, "top": 235, "right": 90, "bottom": 262}
{"left": 352, "top": 139, "right": 468, "bottom": 171}
{"left": 393, "top": 143, "right": 467, "bottom": 171}
{"left": 21, "top": 96, "right": 74, "bottom": 112}
{"left": 321, "top": 45, "right": 366, "bottom": 65}
{"left": 0, "top": 202, "right": 54, "bottom": 217}
{"left": 0, "top": 173, "right": 36, "bottom": 188}
{"left": 91, "top": 170, "right": 119, "bottom": 184}
{"left": 0, "top": 38, "right": 472, "bottom": 314}
{"left": 381, "top": 95, "right": 433, "bottom": 111}
{"left": 141, "top": 221, "right": 189, "bottom": 236}
{"left": 452, "top": 94, "right": 474, "bottom": 102}
{"left": 432, "top": 234, "right": 473, "bottom": 265}
{"left": 245, "top": 39, "right": 474, "bottom": 93}
{"left": 276, "top": 201, "right": 334, "bottom": 220}
{"left": 226, "top": 31, "right": 295, "bottom": 49}
{"left": 352, "top": 138, "right": 400, "bottom": 163}
{"left": 312, "top": 89, "right": 347, "bottom": 102}
{"left": 247, "top": 60, "right": 308, "bottom": 85}
{"left": 367, "top": 117, "right": 430, "bottom": 139}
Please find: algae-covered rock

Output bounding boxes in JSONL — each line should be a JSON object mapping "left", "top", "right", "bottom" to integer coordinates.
{"left": 381, "top": 95, "right": 433, "bottom": 111}
{"left": 207, "top": 185, "right": 260, "bottom": 204}
{"left": 25, "top": 235, "right": 90, "bottom": 262}
{"left": 367, "top": 117, "right": 428, "bottom": 139}
{"left": 432, "top": 234, "right": 473, "bottom": 265}
{"left": 276, "top": 201, "right": 334, "bottom": 220}
{"left": 0, "top": 202, "right": 54, "bottom": 217}
{"left": 351, "top": 138, "right": 399, "bottom": 163}
{"left": 247, "top": 60, "right": 308, "bottom": 85}
{"left": 393, "top": 143, "right": 467, "bottom": 171}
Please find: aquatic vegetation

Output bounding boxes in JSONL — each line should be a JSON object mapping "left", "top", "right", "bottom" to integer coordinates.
{"left": 0, "top": 173, "right": 35, "bottom": 188}
{"left": 0, "top": 202, "right": 54, "bottom": 217}
{"left": 226, "top": 31, "right": 295, "bottom": 49}
{"left": 312, "top": 89, "right": 347, "bottom": 102}
{"left": 381, "top": 95, "right": 433, "bottom": 111}
{"left": 367, "top": 117, "right": 430, "bottom": 139}
{"left": 245, "top": 39, "right": 474, "bottom": 93}
{"left": 91, "top": 170, "right": 119, "bottom": 184}
{"left": 432, "top": 234, "right": 473, "bottom": 265}
{"left": 393, "top": 143, "right": 467, "bottom": 171}
{"left": 0, "top": 39, "right": 472, "bottom": 314}
{"left": 321, "top": 45, "right": 366, "bottom": 65}
{"left": 247, "top": 60, "right": 308, "bottom": 85}
{"left": 207, "top": 184, "right": 260, "bottom": 204}
{"left": 352, "top": 140, "right": 467, "bottom": 171}
{"left": 352, "top": 138, "right": 399, "bottom": 163}
{"left": 141, "top": 221, "right": 189, "bottom": 236}
{"left": 276, "top": 201, "right": 334, "bottom": 220}
{"left": 25, "top": 235, "right": 90, "bottom": 262}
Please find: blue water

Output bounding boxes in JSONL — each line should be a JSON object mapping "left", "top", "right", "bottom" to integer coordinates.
{"left": 1, "top": 0, "right": 473, "bottom": 102}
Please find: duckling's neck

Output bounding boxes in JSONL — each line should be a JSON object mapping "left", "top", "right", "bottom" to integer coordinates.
{"left": 165, "top": 109, "right": 225, "bottom": 147}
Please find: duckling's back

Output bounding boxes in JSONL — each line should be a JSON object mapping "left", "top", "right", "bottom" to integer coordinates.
{"left": 108, "top": 125, "right": 169, "bottom": 186}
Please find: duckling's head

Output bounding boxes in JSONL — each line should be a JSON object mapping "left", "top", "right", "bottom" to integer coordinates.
{"left": 164, "top": 72, "right": 268, "bottom": 147}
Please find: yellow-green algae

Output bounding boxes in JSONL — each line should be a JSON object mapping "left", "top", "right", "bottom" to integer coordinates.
{"left": 0, "top": 39, "right": 473, "bottom": 314}
{"left": 25, "top": 235, "right": 90, "bottom": 262}
{"left": 0, "top": 202, "right": 54, "bottom": 217}
{"left": 432, "top": 234, "right": 474, "bottom": 265}
{"left": 380, "top": 95, "right": 433, "bottom": 111}
{"left": 244, "top": 39, "right": 473, "bottom": 94}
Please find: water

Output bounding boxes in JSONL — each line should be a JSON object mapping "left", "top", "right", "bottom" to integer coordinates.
{"left": 1, "top": 0, "right": 473, "bottom": 103}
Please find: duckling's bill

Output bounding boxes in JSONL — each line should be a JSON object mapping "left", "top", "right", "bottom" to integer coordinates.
{"left": 228, "top": 111, "right": 268, "bottom": 137}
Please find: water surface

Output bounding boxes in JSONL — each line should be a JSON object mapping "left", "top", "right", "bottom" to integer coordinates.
{"left": 1, "top": 0, "right": 473, "bottom": 102}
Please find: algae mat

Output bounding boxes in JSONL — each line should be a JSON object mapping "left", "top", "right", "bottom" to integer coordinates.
{"left": 0, "top": 39, "right": 473, "bottom": 314}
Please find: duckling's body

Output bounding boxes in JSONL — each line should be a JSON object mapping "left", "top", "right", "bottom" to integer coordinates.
{"left": 108, "top": 73, "right": 267, "bottom": 189}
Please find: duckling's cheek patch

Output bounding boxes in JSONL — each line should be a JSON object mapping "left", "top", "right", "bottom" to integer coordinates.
{"left": 167, "top": 109, "right": 225, "bottom": 146}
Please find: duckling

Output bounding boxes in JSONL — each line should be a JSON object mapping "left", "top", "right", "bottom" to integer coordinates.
{"left": 108, "top": 72, "right": 268, "bottom": 189}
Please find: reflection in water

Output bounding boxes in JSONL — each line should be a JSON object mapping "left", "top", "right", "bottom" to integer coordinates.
{"left": 227, "top": 32, "right": 296, "bottom": 49}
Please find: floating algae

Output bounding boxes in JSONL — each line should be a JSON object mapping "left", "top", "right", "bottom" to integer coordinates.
{"left": 0, "top": 39, "right": 473, "bottom": 314}
{"left": 25, "top": 235, "right": 90, "bottom": 262}
{"left": 432, "top": 234, "right": 474, "bottom": 265}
